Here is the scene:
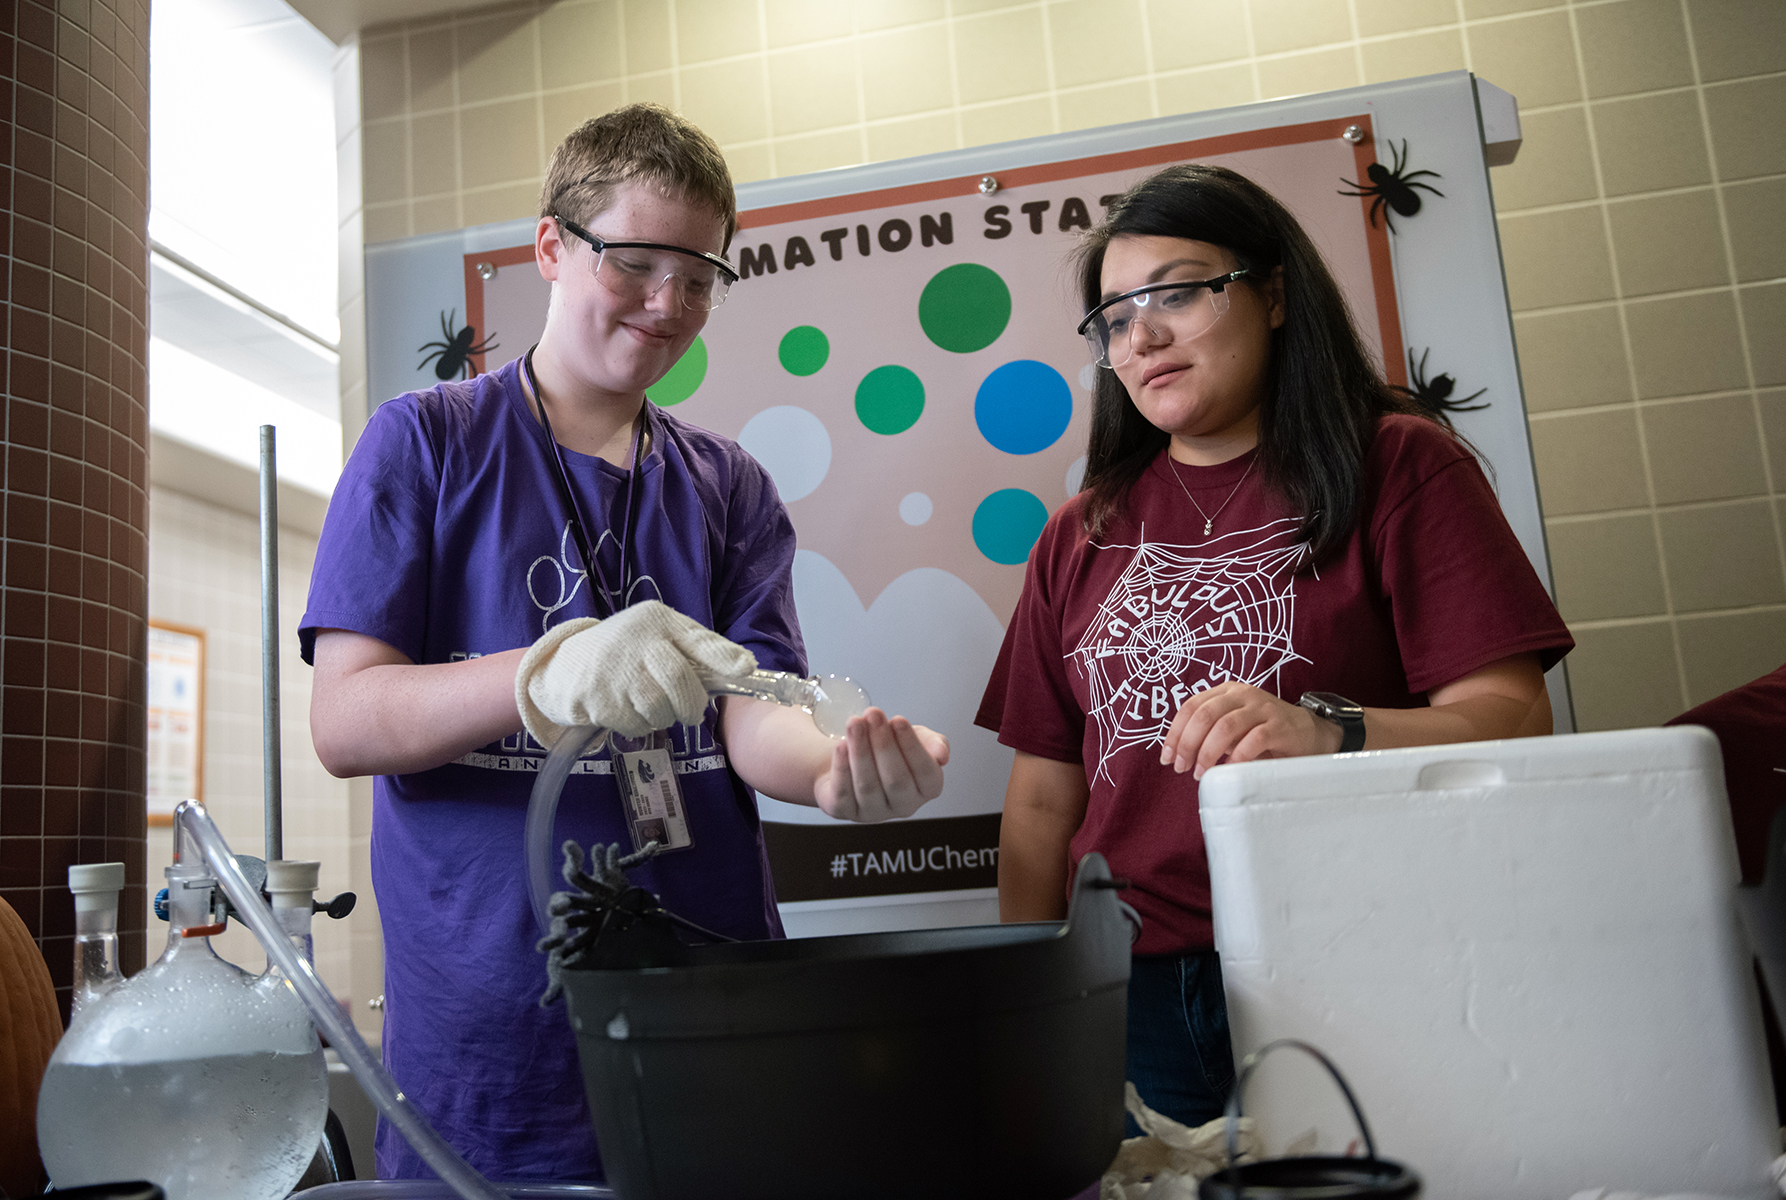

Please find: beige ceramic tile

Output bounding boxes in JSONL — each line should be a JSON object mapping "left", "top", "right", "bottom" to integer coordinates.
{"left": 1758, "top": 389, "right": 1786, "bottom": 485}
{"left": 360, "top": 35, "right": 407, "bottom": 122}
{"left": 622, "top": 0, "right": 673, "bottom": 73}
{"left": 1048, "top": 0, "right": 1147, "bottom": 90}
{"left": 1724, "top": 178, "right": 1786, "bottom": 285}
{"left": 1626, "top": 290, "right": 1749, "bottom": 398}
{"left": 544, "top": 83, "right": 627, "bottom": 145}
{"left": 1590, "top": 91, "right": 1713, "bottom": 198}
{"left": 1641, "top": 393, "right": 1770, "bottom": 504}
{"left": 539, "top": 2, "right": 623, "bottom": 91}
{"left": 361, "top": 119, "right": 410, "bottom": 205}
{"left": 1360, "top": 28, "right": 1467, "bottom": 85}
{"left": 859, "top": 23, "right": 953, "bottom": 121}
{"left": 953, "top": 8, "right": 1049, "bottom": 105}
{"left": 1512, "top": 306, "right": 1632, "bottom": 412}
{"left": 454, "top": 11, "right": 540, "bottom": 106}
{"left": 680, "top": 58, "right": 770, "bottom": 145}
{"left": 1496, "top": 207, "right": 1616, "bottom": 310}
{"left": 1057, "top": 80, "right": 1153, "bottom": 133}
{"left": 865, "top": 112, "right": 957, "bottom": 161}
{"left": 409, "top": 111, "right": 460, "bottom": 197}
{"left": 1489, "top": 107, "right": 1596, "bottom": 212}
{"left": 1461, "top": 0, "right": 1558, "bottom": 16}
{"left": 1685, "top": 0, "right": 1786, "bottom": 83}
{"left": 1676, "top": 608, "right": 1786, "bottom": 706}
{"left": 408, "top": 26, "right": 457, "bottom": 113}
{"left": 1706, "top": 77, "right": 1786, "bottom": 181}
{"left": 764, "top": 0, "right": 856, "bottom": 48}
{"left": 459, "top": 99, "right": 543, "bottom": 189}
{"left": 1562, "top": 619, "right": 1685, "bottom": 730}
{"left": 678, "top": 0, "right": 763, "bottom": 65}
{"left": 1147, "top": 0, "right": 1250, "bottom": 71}
{"left": 1256, "top": 47, "right": 1360, "bottom": 100}
{"left": 1607, "top": 189, "right": 1727, "bottom": 299}
{"left": 852, "top": 0, "right": 948, "bottom": 33}
{"left": 959, "top": 96, "right": 1055, "bottom": 148}
{"left": 462, "top": 180, "right": 541, "bottom": 228}
{"left": 1743, "top": 281, "right": 1786, "bottom": 388}
{"left": 1528, "top": 408, "right": 1651, "bottom": 515}
{"left": 1659, "top": 499, "right": 1786, "bottom": 611}
{"left": 1154, "top": 63, "right": 1258, "bottom": 116}
{"left": 951, "top": 0, "right": 1025, "bottom": 12}
{"left": 1575, "top": 0, "right": 1693, "bottom": 99}
{"left": 624, "top": 71, "right": 677, "bottom": 108}
{"left": 1546, "top": 513, "right": 1667, "bottom": 621}
{"left": 1358, "top": 0, "right": 1457, "bottom": 36}
{"left": 769, "top": 43, "right": 862, "bottom": 136}
{"left": 773, "top": 128, "right": 865, "bottom": 177}
{"left": 362, "top": 201, "right": 411, "bottom": 245}
{"left": 1248, "top": 0, "right": 1352, "bottom": 55}
{"left": 1465, "top": 11, "right": 1580, "bottom": 108}
{"left": 723, "top": 141, "right": 774, "bottom": 184}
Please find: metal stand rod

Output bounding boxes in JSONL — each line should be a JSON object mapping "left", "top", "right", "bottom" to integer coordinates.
{"left": 259, "top": 425, "right": 283, "bottom": 863}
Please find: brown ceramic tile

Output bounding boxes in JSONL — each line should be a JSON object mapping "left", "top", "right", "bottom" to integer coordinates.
{"left": 1658, "top": 499, "right": 1786, "bottom": 611}
{"left": 1676, "top": 608, "right": 1786, "bottom": 706}
{"left": 6, "top": 494, "right": 46, "bottom": 542}
{"left": 1607, "top": 189, "right": 1727, "bottom": 299}
{"left": 1741, "top": 281, "right": 1786, "bottom": 388}
{"left": 0, "top": 788, "right": 43, "bottom": 839}
{"left": 43, "top": 689, "right": 76, "bottom": 741}
{"left": 12, "top": 356, "right": 50, "bottom": 404}
{"left": 1625, "top": 290, "right": 1749, "bottom": 399}
{"left": 5, "top": 543, "right": 47, "bottom": 592}
{"left": 1590, "top": 91, "right": 1711, "bottom": 198}
{"left": 11, "top": 309, "right": 49, "bottom": 357}
{"left": 1687, "top": 0, "right": 1786, "bottom": 82}
{"left": 14, "top": 175, "right": 51, "bottom": 227}
{"left": 1489, "top": 107, "right": 1596, "bottom": 212}
{"left": 1497, "top": 207, "right": 1616, "bottom": 310}
{"left": 1759, "top": 389, "right": 1786, "bottom": 484}
{"left": 1529, "top": 408, "right": 1651, "bottom": 516}
{"left": 1641, "top": 393, "right": 1769, "bottom": 504}
{"left": 4, "top": 686, "right": 45, "bottom": 738}
{"left": 1706, "top": 77, "right": 1786, "bottom": 181}
{"left": 2, "top": 736, "right": 43, "bottom": 785}
{"left": 1467, "top": 11, "right": 1581, "bottom": 109}
{"left": 8, "top": 445, "right": 48, "bottom": 495}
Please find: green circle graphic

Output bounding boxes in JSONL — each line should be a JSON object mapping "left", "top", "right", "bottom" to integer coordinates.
{"left": 652, "top": 337, "right": 708, "bottom": 406}
{"left": 778, "top": 325, "right": 830, "bottom": 376}
{"left": 918, "top": 263, "right": 1012, "bottom": 354}
{"left": 854, "top": 365, "right": 925, "bottom": 435}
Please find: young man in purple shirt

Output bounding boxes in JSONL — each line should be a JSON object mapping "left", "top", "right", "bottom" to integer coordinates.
{"left": 301, "top": 104, "right": 949, "bottom": 1182}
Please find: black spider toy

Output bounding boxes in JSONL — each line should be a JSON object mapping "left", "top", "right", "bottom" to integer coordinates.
{"left": 1391, "top": 347, "right": 1487, "bottom": 423}
{"left": 1340, "top": 139, "right": 1444, "bottom": 233}
{"left": 417, "top": 308, "right": 499, "bottom": 380}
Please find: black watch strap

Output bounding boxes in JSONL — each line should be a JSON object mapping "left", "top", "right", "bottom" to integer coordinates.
{"left": 1299, "top": 691, "right": 1366, "bottom": 753}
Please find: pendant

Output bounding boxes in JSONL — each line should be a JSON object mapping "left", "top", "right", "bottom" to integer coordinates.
{"left": 1203, "top": 519, "right": 1213, "bottom": 536}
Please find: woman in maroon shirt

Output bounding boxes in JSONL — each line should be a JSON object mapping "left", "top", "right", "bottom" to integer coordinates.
{"left": 976, "top": 164, "right": 1572, "bottom": 1130}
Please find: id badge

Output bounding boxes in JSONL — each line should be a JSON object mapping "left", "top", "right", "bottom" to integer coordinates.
{"left": 615, "top": 731, "right": 692, "bottom": 854}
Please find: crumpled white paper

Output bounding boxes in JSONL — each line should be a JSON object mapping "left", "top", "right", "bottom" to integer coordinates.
{"left": 1565, "top": 1151, "right": 1786, "bottom": 1200}
{"left": 1100, "top": 1083, "right": 1263, "bottom": 1200}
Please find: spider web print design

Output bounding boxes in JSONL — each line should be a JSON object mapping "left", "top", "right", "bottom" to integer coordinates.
{"left": 1072, "top": 517, "right": 1311, "bottom": 788}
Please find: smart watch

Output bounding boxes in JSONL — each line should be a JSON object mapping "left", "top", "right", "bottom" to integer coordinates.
{"left": 1299, "top": 691, "right": 1366, "bottom": 753}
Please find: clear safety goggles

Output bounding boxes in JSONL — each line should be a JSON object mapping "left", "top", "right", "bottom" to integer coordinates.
{"left": 555, "top": 214, "right": 740, "bottom": 312}
{"left": 1076, "top": 268, "right": 1252, "bottom": 368}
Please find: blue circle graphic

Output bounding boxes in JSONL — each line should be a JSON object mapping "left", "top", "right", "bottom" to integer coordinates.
{"left": 975, "top": 359, "right": 1072, "bottom": 455}
{"left": 973, "top": 489, "right": 1050, "bottom": 565}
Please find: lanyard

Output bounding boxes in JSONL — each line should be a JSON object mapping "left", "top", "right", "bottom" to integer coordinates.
{"left": 521, "top": 346, "right": 644, "bottom": 620}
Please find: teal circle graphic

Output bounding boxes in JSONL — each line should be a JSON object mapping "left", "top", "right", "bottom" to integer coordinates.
{"left": 976, "top": 359, "right": 1072, "bottom": 454}
{"left": 652, "top": 337, "right": 707, "bottom": 406}
{"left": 973, "top": 489, "right": 1049, "bottom": 565}
{"left": 918, "top": 263, "right": 1012, "bottom": 354}
{"left": 778, "top": 325, "right": 829, "bottom": 376}
{"left": 855, "top": 365, "right": 925, "bottom": 435}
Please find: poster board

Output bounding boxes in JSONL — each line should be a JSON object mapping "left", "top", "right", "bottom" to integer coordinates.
{"left": 363, "top": 72, "right": 1564, "bottom": 935}
{"left": 147, "top": 620, "right": 205, "bottom": 827}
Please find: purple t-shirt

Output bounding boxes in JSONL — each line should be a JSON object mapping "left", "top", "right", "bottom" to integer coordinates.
{"left": 301, "top": 357, "right": 805, "bottom": 1181}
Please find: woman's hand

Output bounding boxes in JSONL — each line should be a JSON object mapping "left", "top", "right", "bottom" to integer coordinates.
{"left": 814, "top": 708, "right": 950, "bottom": 823}
{"left": 1159, "top": 682, "right": 1340, "bottom": 779}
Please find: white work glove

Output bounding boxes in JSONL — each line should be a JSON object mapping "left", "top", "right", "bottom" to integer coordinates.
{"left": 515, "top": 601, "right": 756, "bottom": 747}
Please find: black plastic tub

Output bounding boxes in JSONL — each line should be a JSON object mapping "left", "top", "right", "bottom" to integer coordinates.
{"left": 559, "top": 853, "right": 1132, "bottom": 1200}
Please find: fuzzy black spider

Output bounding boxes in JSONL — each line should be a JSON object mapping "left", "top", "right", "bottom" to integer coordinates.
{"left": 1391, "top": 347, "right": 1488, "bottom": 422}
{"left": 417, "top": 308, "right": 499, "bottom": 380}
{"left": 1339, "top": 139, "right": 1444, "bottom": 234}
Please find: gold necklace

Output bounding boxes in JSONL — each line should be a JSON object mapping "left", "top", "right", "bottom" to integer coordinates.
{"left": 1169, "top": 453, "right": 1257, "bottom": 538}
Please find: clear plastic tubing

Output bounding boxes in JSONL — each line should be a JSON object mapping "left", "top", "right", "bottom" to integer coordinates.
{"left": 174, "top": 800, "right": 508, "bottom": 1200}
{"left": 524, "top": 670, "right": 871, "bottom": 936}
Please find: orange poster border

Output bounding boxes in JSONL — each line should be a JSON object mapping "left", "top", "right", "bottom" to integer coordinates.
{"left": 464, "top": 243, "right": 539, "bottom": 377}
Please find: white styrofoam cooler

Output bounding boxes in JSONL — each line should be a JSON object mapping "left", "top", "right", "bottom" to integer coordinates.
{"left": 1199, "top": 726, "right": 1778, "bottom": 1198}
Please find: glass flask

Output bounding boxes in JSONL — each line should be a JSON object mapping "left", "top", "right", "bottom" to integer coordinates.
{"left": 67, "top": 861, "right": 125, "bottom": 1015}
{"left": 36, "top": 831, "right": 328, "bottom": 1200}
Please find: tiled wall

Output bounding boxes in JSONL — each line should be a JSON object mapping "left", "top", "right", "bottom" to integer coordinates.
{"left": 346, "top": 0, "right": 1786, "bottom": 729}
{"left": 144, "top": 487, "right": 357, "bottom": 995}
{"left": 0, "top": 0, "right": 152, "bottom": 1005}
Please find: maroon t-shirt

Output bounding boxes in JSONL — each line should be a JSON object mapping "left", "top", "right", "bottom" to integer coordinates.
{"left": 1666, "top": 662, "right": 1786, "bottom": 886}
{"left": 977, "top": 415, "right": 1574, "bottom": 955}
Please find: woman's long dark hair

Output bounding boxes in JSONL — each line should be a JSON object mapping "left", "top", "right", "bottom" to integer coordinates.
{"left": 1075, "top": 163, "right": 1442, "bottom": 563}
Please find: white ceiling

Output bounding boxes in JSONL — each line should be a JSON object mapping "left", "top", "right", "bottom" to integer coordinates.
{"left": 287, "top": 0, "right": 487, "bottom": 42}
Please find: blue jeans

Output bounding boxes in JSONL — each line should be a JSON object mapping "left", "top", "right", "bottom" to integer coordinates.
{"left": 1124, "top": 951, "right": 1235, "bottom": 1135}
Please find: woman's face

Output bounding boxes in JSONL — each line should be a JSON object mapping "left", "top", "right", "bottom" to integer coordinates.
{"left": 1098, "top": 235, "right": 1284, "bottom": 455}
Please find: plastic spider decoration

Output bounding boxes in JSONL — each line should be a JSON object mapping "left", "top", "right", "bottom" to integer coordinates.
{"left": 1339, "top": 139, "right": 1444, "bottom": 234}
{"left": 1391, "top": 347, "right": 1487, "bottom": 424}
{"left": 417, "top": 308, "right": 499, "bottom": 380}
{"left": 537, "top": 839, "right": 735, "bottom": 1005}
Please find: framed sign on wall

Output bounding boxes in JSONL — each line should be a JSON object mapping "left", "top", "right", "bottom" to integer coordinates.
{"left": 146, "top": 620, "right": 205, "bottom": 828}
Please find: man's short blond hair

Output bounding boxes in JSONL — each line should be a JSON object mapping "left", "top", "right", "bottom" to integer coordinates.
{"left": 540, "top": 103, "right": 737, "bottom": 251}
